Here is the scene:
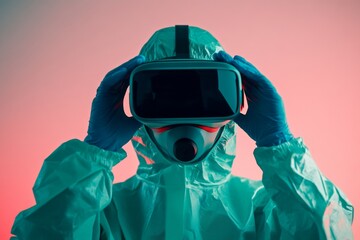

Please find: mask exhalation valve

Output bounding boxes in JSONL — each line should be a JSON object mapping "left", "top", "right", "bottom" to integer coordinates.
{"left": 173, "top": 138, "right": 198, "bottom": 162}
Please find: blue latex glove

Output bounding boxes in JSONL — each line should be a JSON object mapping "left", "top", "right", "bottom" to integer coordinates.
{"left": 85, "top": 56, "right": 145, "bottom": 151}
{"left": 214, "top": 51, "right": 293, "bottom": 147}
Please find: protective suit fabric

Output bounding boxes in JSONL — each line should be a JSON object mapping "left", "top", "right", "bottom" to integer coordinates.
{"left": 11, "top": 140, "right": 124, "bottom": 239}
{"left": 11, "top": 122, "right": 354, "bottom": 239}
{"left": 139, "top": 26, "right": 224, "bottom": 61}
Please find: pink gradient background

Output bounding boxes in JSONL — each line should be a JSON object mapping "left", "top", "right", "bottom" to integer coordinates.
{"left": 1, "top": 1, "right": 359, "bottom": 238}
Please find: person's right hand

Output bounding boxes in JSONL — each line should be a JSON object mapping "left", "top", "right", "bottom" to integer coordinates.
{"left": 84, "top": 56, "right": 145, "bottom": 151}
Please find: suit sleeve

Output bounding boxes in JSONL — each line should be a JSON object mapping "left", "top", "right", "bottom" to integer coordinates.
{"left": 11, "top": 139, "right": 125, "bottom": 240}
{"left": 254, "top": 137, "right": 354, "bottom": 239}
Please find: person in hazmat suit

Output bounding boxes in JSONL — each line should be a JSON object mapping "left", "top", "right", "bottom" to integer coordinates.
{"left": 11, "top": 25, "right": 354, "bottom": 239}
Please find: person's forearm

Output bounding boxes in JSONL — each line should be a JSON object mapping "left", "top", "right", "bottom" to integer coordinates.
{"left": 11, "top": 139, "right": 125, "bottom": 239}
{"left": 254, "top": 137, "right": 354, "bottom": 239}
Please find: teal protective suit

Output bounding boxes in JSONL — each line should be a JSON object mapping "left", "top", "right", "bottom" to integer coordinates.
{"left": 11, "top": 123, "right": 354, "bottom": 239}
{"left": 11, "top": 26, "right": 354, "bottom": 239}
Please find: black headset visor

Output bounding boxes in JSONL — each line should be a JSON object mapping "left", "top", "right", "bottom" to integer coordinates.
{"left": 130, "top": 60, "right": 242, "bottom": 123}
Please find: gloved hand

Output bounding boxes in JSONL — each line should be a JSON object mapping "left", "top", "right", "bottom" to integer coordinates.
{"left": 85, "top": 55, "right": 145, "bottom": 151}
{"left": 214, "top": 51, "right": 293, "bottom": 147}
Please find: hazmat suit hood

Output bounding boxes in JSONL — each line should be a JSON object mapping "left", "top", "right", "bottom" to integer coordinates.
{"left": 132, "top": 26, "right": 237, "bottom": 186}
{"left": 139, "top": 26, "right": 224, "bottom": 61}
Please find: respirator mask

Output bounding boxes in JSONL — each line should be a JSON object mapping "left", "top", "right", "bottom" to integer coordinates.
{"left": 130, "top": 26, "right": 242, "bottom": 164}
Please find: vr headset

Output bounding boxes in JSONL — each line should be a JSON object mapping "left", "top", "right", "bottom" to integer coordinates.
{"left": 130, "top": 60, "right": 242, "bottom": 127}
{"left": 129, "top": 26, "right": 242, "bottom": 128}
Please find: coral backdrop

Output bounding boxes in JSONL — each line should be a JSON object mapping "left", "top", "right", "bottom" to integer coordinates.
{"left": 1, "top": 1, "right": 359, "bottom": 239}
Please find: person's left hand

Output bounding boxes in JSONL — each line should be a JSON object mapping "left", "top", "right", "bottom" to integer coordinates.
{"left": 214, "top": 51, "right": 293, "bottom": 147}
